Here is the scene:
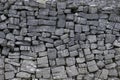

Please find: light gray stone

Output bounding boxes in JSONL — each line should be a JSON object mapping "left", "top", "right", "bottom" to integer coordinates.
{"left": 99, "top": 69, "right": 109, "bottom": 79}
{"left": 58, "top": 49, "right": 69, "bottom": 57}
{"left": 87, "top": 60, "right": 98, "bottom": 72}
{"left": 5, "top": 71, "right": 15, "bottom": 79}
{"left": 66, "top": 65, "right": 79, "bottom": 77}
{"left": 36, "top": 68, "right": 50, "bottom": 78}
{"left": 52, "top": 66, "right": 67, "bottom": 79}
{"left": 66, "top": 57, "right": 75, "bottom": 66}
{"left": 47, "top": 48, "right": 57, "bottom": 59}
{"left": 16, "top": 72, "right": 31, "bottom": 78}
{"left": 56, "top": 58, "right": 65, "bottom": 66}
{"left": 87, "top": 35, "right": 97, "bottom": 43}
{"left": 37, "top": 56, "right": 48, "bottom": 67}
{"left": 32, "top": 44, "right": 46, "bottom": 52}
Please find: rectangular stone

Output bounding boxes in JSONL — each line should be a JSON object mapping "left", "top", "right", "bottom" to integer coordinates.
{"left": 27, "top": 19, "right": 38, "bottom": 26}
{"left": 66, "top": 57, "right": 75, "bottom": 66}
{"left": 39, "top": 19, "right": 56, "bottom": 26}
{"left": 66, "top": 22, "right": 74, "bottom": 29}
{"left": 37, "top": 56, "right": 48, "bottom": 67}
{"left": 87, "top": 60, "right": 98, "bottom": 72}
{"left": 58, "top": 49, "right": 69, "bottom": 58}
{"left": 52, "top": 66, "right": 67, "bottom": 79}
{"left": 85, "top": 14, "right": 99, "bottom": 19}
{"left": 99, "top": 69, "right": 109, "bottom": 79}
{"left": 36, "top": 68, "right": 50, "bottom": 78}
{"left": 16, "top": 72, "right": 31, "bottom": 78}
{"left": 28, "top": 26, "right": 55, "bottom": 33}
{"left": 56, "top": 58, "right": 65, "bottom": 66}
{"left": 70, "top": 50, "right": 78, "bottom": 57}
{"left": 87, "top": 35, "right": 97, "bottom": 43}
{"left": 5, "top": 71, "right": 15, "bottom": 79}
{"left": 57, "top": 19, "right": 65, "bottom": 28}
{"left": 81, "top": 25, "right": 89, "bottom": 32}
{"left": 66, "top": 65, "right": 79, "bottom": 77}
{"left": 75, "top": 24, "right": 81, "bottom": 33}
{"left": 47, "top": 48, "right": 57, "bottom": 59}
{"left": 21, "top": 60, "right": 36, "bottom": 73}
{"left": 31, "top": 44, "right": 46, "bottom": 52}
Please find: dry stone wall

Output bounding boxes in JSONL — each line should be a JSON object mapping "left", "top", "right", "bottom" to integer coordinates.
{"left": 0, "top": 0, "right": 120, "bottom": 80}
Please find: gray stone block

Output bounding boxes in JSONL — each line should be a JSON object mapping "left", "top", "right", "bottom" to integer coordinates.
{"left": 5, "top": 71, "right": 15, "bottom": 79}
{"left": 55, "top": 28, "right": 64, "bottom": 36}
{"left": 31, "top": 44, "right": 46, "bottom": 52}
{"left": 36, "top": 68, "right": 50, "bottom": 78}
{"left": 85, "top": 14, "right": 99, "bottom": 19}
{"left": 58, "top": 49, "right": 69, "bottom": 58}
{"left": 57, "top": 2, "right": 66, "bottom": 10}
{"left": 76, "top": 57, "right": 85, "bottom": 64}
{"left": 66, "top": 22, "right": 74, "bottom": 29}
{"left": 56, "top": 58, "right": 65, "bottom": 66}
{"left": 81, "top": 25, "right": 89, "bottom": 32}
{"left": 37, "top": 56, "right": 48, "bottom": 67}
{"left": 1, "top": 15, "right": 7, "bottom": 21}
{"left": 70, "top": 50, "right": 78, "bottom": 57}
{"left": 87, "top": 60, "right": 98, "bottom": 72}
{"left": 87, "top": 35, "right": 97, "bottom": 43}
{"left": 47, "top": 48, "right": 57, "bottom": 59}
{"left": 99, "top": 69, "right": 109, "bottom": 79}
{"left": 21, "top": 60, "right": 36, "bottom": 73}
{"left": 52, "top": 66, "right": 67, "bottom": 79}
{"left": 6, "top": 33, "right": 15, "bottom": 41}
{"left": 66, "top": 65, "right": 79, "bottom": 77}
{"left": 75, "top": 24, "right": 81, "bottom": 33}
{"left": 57, "top": 19, "right": 65, "bottom": 28}
{"left": 16, "top": 72, "right": 31, "bottom": 78}
{"left": 66, "top": 57, "right": 75, "bottom": 66}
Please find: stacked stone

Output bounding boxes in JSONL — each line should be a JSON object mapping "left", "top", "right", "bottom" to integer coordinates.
{"left": 0, "top": 0, "right": 120, "bottom": 80}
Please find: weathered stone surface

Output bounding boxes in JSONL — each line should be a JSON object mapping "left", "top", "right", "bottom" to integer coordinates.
{"left": 37, "top": 56, "right": 48, "bottom": 67}
{"left": 47, "top": 48, "right": 57, "bottom": 59}
{"left": 87, "top": 35, "right": 97, "bottom": 43}
{"left": 36, "top": 68, "right": 50, "bottom": 78}
{"left": 5, "top": 71, "right": 15, "bottom": 79}
{"left": 21, "top": 60, "right": 36, "bottom": 73}
{"left": 87, "top": 60, "right": 99, "bottom": 72}
{"left": 52, "top": 66, "right": 67, "bottom": 79}
{"left": 66, "top": 65, "right": 79, "bottom": 77}
{"left": 16, "top": 72, "right": 31, "bottom": 78}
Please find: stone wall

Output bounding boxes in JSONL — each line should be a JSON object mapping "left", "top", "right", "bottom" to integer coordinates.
{"left": 0, "top": 0, "right": 120, "bottom": 80}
